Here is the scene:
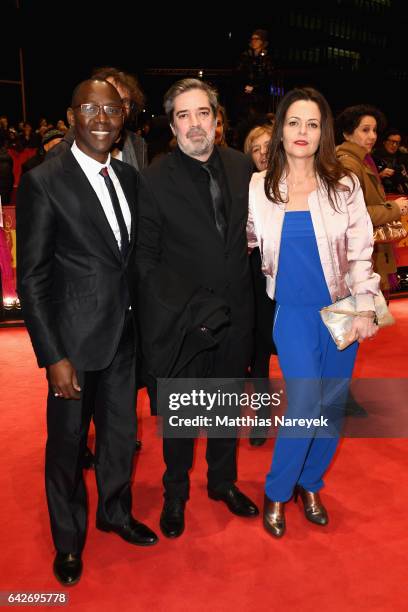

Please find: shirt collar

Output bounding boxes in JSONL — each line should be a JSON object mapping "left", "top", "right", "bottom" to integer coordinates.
{"left": 71, "top": 141, "right": 111, "bottom": 175}
{"left": 177, "top": 145, "right": 219, "bottom": 179}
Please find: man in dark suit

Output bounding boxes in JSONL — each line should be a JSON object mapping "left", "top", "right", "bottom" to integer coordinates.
{"left": 46, "top": 67, "right": 147, "bottom": 468}
{"left": 136, "top": 78, "right": 259, "bottom": 539}
{"left": 17, "top": 79, "right": 157, "bottom": 587}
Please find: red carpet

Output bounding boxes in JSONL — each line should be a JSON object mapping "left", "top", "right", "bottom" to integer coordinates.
{"left": 1, "top": 301, "right": 408, "bottom": 611}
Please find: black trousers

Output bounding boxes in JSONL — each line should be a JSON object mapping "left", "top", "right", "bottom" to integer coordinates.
{"left": 249, "top": 247, "right": 276, "bottom": 379}
{"left": 249, "top": 248, "right": 277, "bottom": 422}
{"left": 45, "top": 312, "right": 137, "bottom": 554}
{"left": 162, "top": 329, "right": 252, "bottom": 500}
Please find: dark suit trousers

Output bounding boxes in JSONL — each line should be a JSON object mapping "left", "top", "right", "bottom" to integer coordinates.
{"left": 45, "top": 312, "right": 137, "bottom": 554}
{"left": 163, "top": 329, "right": 252, "bottom": 500}
{"left": 250, "top": 247, "right": 276, "bottom": 379}
{"left": 249, "top": 248, "right": 277, "bottom": 421}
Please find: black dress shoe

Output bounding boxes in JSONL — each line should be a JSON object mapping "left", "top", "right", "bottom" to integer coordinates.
{"left": 82, "top": 447, "right": 95, "bottom": 470}
{"left": 344, "top": 394, "right": 368, "bottom": 418}
{"left": 160, "top": 498, "right": 185, "bottom": 538}
{"left": 96, "top": 516, "right": 158, "bottom": 546}
{"left": 249, "top": 433, "right": 267, "bottom": 447}
{"left": 53, "top": 553, "right": 82, "bottom": 587}
{"left": 249, "top": 425, "right": 268, "bottom": 446}
{"left": 135, "top": 439, "right": 142, "bottom": 451}
{"left": 208, "top": 485, "right": 259, "bottom": 517}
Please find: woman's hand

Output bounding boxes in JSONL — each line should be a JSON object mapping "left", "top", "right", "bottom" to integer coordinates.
{"left": 395, "top": 197, "right": 408, "bottom": 216}
{"left": 347, "top": 313, "right": 378, "bottom": 344}
{"left": 379, "top": 168, "right": 395, "bottom": 179}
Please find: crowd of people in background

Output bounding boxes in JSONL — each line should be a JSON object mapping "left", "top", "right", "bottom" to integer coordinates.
{"left": 2, "top": 99, "right": 407, "bottom": 200}
{"left": 1, "top": 29, "right": 408, "bottom": 314}
{"left": 1, "top": 28, "right": 408, "bottom": 323}
{"left": 0, "top": 115, "right": 68, "bottom": 202}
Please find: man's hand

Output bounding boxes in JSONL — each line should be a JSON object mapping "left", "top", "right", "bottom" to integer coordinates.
{"left": 47, "top": 358, "right": 81, "bottom": 400}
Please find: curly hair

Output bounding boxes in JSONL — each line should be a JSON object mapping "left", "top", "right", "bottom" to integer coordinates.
{"left": 91, "top": 66, "right": 145, "bottom": 113}
{"left": 335, "top": 104, "right": 386, "bottom": 140}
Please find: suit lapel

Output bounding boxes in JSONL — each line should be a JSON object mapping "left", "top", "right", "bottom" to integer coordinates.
{"left": 63, "top": 151, "right": 122, "bottom": 262}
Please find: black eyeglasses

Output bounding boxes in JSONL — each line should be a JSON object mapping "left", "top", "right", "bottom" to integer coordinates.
{"left": 73, "top": 103, "right": 123, "bottom": 117}
{"left": 385, "top": 139, "right": 401, "bottom": 146}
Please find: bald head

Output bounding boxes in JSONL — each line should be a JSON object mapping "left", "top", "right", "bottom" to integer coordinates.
{"left": 71, "top": 78, "right": 121, "bottom": 108}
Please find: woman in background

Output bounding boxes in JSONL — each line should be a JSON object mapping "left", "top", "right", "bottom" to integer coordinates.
{"left": 244, "top": 124, "right": 274, "bottom": 172}
{"left": 373, "top": 127, "right": 408, "bottom": 195}
{"left": 245, "top": 124, "right": 276, "bottom": 445}
{"left": 336, "top": 106, "right": 408, "bottom": 297}
{"left": 214, "top": 105, "right": 229, "bottom": 147}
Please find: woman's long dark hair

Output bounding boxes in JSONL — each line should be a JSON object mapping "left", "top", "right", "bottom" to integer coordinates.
{"left": 264, "top": 87, "right": 352, "bottom": 209}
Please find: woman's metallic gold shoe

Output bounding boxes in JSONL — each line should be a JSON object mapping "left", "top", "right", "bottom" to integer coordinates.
{"left": 294, "top": 485, "right": 328, "bottom": 525}
{"left": 263, "top": 494, "right": 286, "bottom": 538}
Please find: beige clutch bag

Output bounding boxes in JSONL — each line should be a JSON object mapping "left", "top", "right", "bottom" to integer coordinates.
{"left": 320, "top": 293, "right": 394, "bottom": 350}
{"left": 373, "top": 220, "right": 407, "bottom": 244}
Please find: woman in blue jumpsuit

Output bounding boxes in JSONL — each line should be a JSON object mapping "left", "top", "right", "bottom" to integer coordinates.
{"left": 247, "top": 87, "right": 380, "bottom": 537}
{"left": 268, "top": 210, "right": 358, "bottom": 503}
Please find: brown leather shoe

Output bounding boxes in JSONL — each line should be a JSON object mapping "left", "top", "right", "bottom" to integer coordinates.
{"left": 263, "top": 494, "right": 285, "bottom": 538}
{"left": 294, "top": 485, "right": 328, "bottom": 525}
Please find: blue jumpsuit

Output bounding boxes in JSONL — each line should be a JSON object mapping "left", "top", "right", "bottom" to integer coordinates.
{"left": 265, "top": 211, "right": 358, "bottom": 502}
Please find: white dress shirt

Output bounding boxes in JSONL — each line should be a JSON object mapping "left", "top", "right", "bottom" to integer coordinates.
{"left": 71, "top": 142, "right": 131, "bottom": 251}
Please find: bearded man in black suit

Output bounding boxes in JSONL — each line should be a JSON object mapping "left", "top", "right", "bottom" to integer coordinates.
{"left": 136, "top": 79, "right": 259, "bottom": 539}
{"left": 17, "top": 79, "right": 157, "bottom": 587}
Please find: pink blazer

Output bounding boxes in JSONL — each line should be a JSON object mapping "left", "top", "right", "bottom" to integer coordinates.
{"left": 247, "top": 171, "right": 380, "bottom": 311}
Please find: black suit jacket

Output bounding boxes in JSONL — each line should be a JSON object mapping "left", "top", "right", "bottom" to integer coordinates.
{"left": 17, "top": 150, "right": 138, "bottom": 371}
{"left": 136, "top": 146, "right": 254, "bottom": 374}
